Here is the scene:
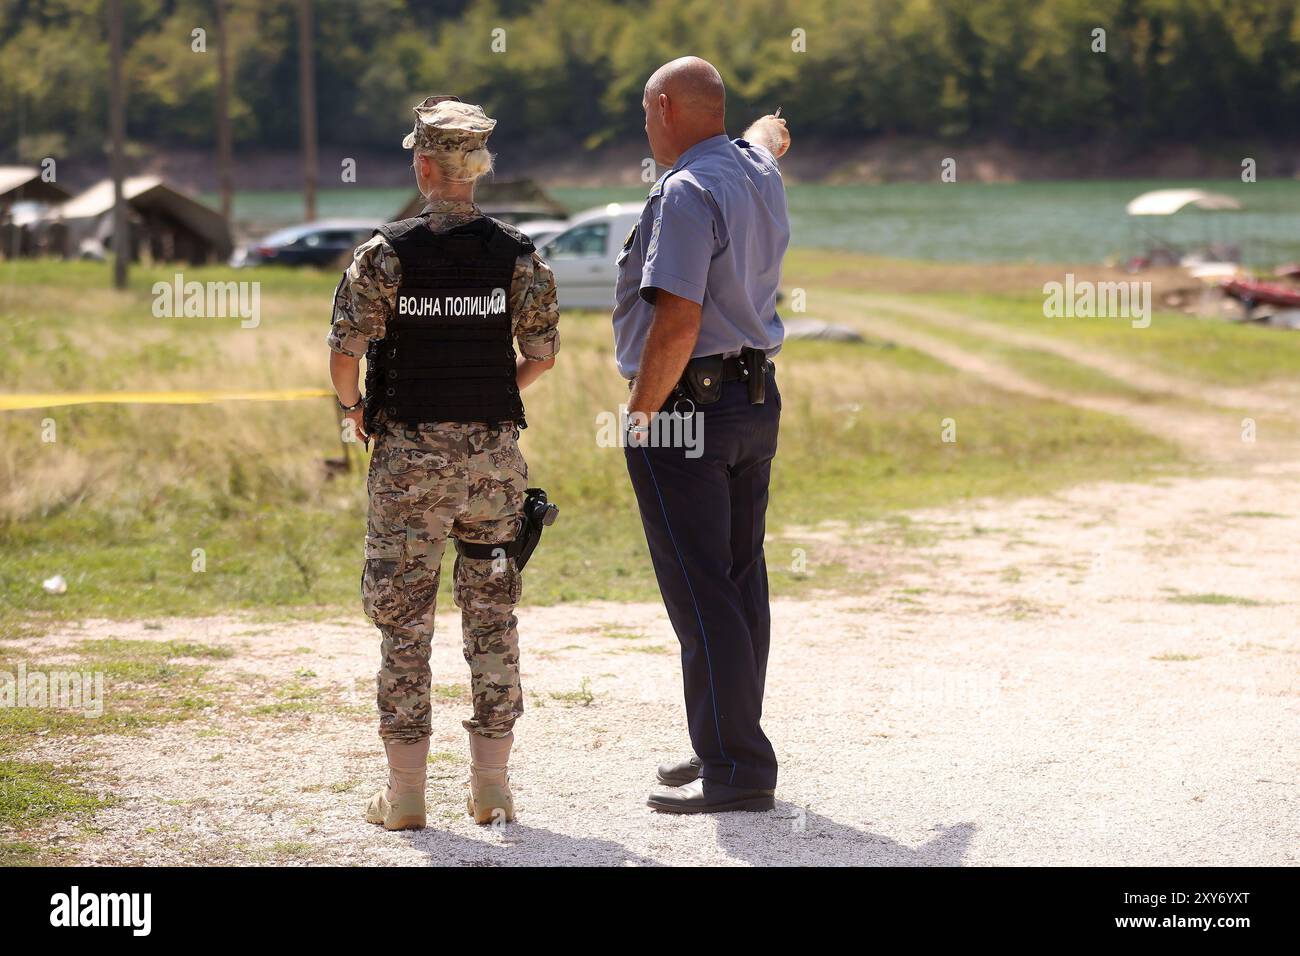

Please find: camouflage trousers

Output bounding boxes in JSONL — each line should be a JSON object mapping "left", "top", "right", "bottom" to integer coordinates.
{"left": 362, "top": 421, "right": 527, "bottom": 743}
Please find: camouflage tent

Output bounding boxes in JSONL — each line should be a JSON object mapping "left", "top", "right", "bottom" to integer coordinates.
{"left": 0, "top": 166, "right": 73, "bottom": 258}
{"left": 53, "top": 176, "right": 233, "bottom": 264}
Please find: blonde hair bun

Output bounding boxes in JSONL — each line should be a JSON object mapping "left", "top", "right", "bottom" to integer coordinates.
{"left": 459, "top": 147, "right": 493, "bottom": 180}
{"left": 417, "top": 145, "right": 495, "bottom": 189}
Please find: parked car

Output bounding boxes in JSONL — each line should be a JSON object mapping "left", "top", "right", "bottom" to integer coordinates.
{"left": 233, "top": 218, "right": 377, "bottom": 267}
{"left": 537, "top": 203, "right": 644, "bottom": 310}
{"left": 517, "top": 218, "right": 569, "bottom": 249}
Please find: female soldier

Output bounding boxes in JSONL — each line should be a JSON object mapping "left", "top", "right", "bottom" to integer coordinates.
{"left": 327, "top": 96, "right": 559, "bottom": 830}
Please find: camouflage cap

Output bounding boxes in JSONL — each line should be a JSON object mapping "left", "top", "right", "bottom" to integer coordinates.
{"left": 402, "top": 95, "right": 497, "bottom": 151}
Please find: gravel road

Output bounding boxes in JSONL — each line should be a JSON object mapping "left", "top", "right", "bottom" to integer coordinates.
{"left": 12, "top": 459, "right": 1298, "bottom": 866}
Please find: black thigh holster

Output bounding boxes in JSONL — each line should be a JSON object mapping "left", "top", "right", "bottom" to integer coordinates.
{"left": 454, "top": 487, "right": 558, "bottom": 571}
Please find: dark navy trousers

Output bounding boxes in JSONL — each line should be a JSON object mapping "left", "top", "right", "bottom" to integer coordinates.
{"left": 624, "top": 368, "right": 781, "bottom": 790}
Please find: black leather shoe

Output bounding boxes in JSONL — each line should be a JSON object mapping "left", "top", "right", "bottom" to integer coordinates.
{"left": 656, "top": 755, "right": 702, "bottom": 787}
{"left": 646, "top": 777, "right": 775, "bottom": 814}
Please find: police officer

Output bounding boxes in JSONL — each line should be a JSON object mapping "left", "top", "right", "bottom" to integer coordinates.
{"left": 614, "top": 57, "right": 791, "bottom": 813}
{"left": 327, "top": 96, "right": 559, "bottom": 830}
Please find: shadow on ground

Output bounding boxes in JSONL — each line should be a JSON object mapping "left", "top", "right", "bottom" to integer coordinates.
{"left": 714, "top": 805, "right": 976, "bottom": 866}
{"left": 399, "top": 806, "right": 974, "bottom": 866}
{"left": 403, "top": 823, "right": 663, "bottom": 867}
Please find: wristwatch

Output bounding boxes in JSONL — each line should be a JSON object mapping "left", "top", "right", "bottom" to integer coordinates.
{"left": 336, "top": 394, "right": 364, "bottom": 413}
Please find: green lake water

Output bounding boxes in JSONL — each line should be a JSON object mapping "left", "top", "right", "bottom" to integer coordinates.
{"left": 210, "top": 179, "right": 1300, "bottom": 266}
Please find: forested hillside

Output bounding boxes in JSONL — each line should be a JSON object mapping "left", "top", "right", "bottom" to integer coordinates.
{"left": 3, "top": 0, "right": 1299, "bottom": 162}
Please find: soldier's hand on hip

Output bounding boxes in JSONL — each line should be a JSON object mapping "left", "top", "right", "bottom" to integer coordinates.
{"left": 343, "top": 407, "right": 369, "bottom": 445}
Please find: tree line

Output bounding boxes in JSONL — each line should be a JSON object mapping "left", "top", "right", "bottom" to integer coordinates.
{"left": 3, "top": 0, "right": 1298, "bottom": 163}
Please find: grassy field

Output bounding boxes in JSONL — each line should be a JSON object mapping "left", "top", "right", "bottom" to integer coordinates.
{"left": 0, "top": 252, "right": 1205, "bottom": 634}
{"left": 919, "top": 291, "right": 1300, "bottom": 388}
{"left": 2, "top": 249, "right": 1277, "bottom": 860}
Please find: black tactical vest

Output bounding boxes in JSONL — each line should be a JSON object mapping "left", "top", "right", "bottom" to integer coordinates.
{"left": 364, "top": 214, "right": 533, "bottom": 432}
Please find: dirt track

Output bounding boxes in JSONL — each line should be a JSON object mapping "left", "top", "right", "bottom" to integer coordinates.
{"left": 8, "top": 298, "right": 1299, "bottom": 866}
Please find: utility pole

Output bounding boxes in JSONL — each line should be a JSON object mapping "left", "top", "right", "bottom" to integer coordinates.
{"left": 108, "top": 0, "right": 128, "bottom": 288}
{"left": 297, "top": 0, "right": 317, "bottom": 222}
{"left": 215, "top": 0, "right": 233, "bottom": 225}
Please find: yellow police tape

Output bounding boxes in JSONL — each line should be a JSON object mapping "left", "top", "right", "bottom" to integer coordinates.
{"left": 0, "top": 389, "right": 335, "bottom": 412}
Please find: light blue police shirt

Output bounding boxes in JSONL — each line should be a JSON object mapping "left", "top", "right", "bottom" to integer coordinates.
{"left": 611, "top": 133, "right": 789, "bottom": 379}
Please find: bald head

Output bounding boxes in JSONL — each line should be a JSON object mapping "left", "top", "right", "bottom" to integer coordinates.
{"left": 642, "top": 56, "right": 728, "bottom": 166}
{"left": 646, "top": 56, "right": 726, "bottom": 118}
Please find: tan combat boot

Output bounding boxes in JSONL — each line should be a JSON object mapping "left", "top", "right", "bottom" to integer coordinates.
{"left": 467, "top": 732, "right": 515, "bottom": 825}
{"left": 366, "top": 738, "right": 428, "bottom": 830}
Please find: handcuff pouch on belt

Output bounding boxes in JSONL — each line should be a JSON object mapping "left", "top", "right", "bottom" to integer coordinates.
{"left": 672, "top": 347, "right": 769, "bottom": 407}
{"left": 678, "top": 355, "right": 724, "bottom": 405}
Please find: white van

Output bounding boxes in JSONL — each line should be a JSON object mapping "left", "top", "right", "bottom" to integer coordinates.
{"left": 537, "top": 202, "right": 644, "bottom": 311}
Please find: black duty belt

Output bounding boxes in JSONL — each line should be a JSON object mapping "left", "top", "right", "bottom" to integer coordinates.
{"left": 674, "top": 347, "right": 772, "bottom": 406}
